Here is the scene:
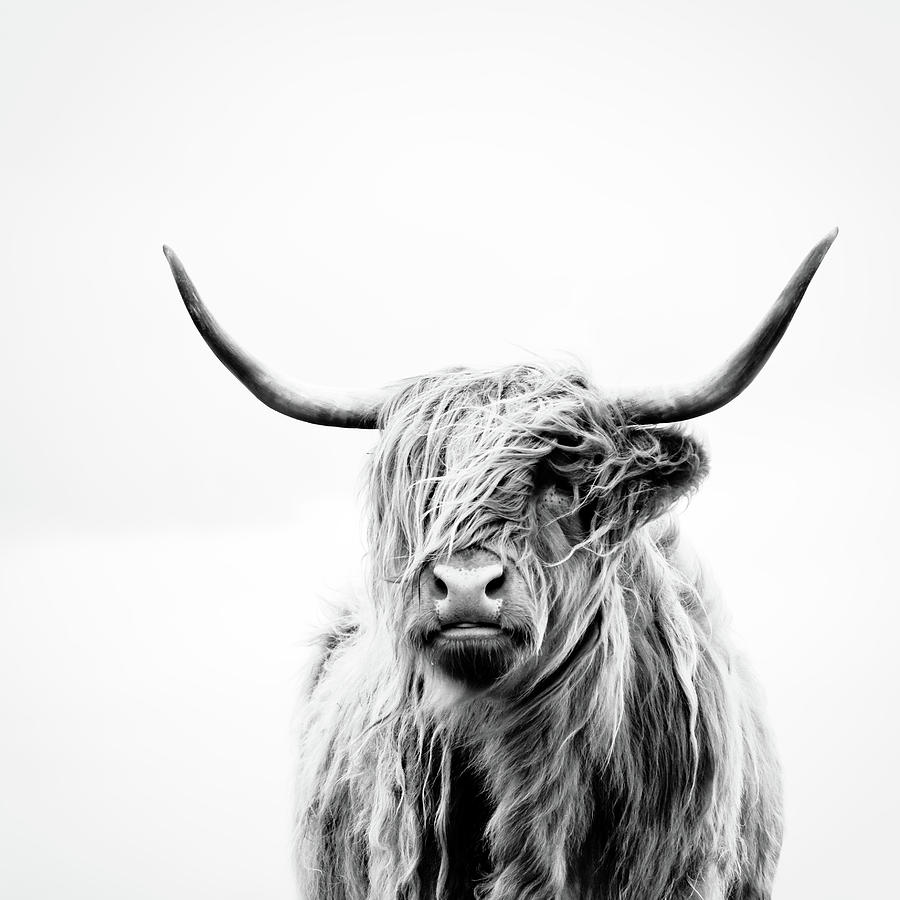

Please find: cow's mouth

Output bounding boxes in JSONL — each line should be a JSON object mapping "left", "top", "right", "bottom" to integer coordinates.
{"left": 437, "top": 623, "right": 503, "bottom": 640}
{"left": 427, "top": 626, "right": 519, "bottom": 687}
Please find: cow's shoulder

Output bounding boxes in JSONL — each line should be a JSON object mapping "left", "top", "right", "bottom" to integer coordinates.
{"left": 303, "top": 599, "right": 361, "bottom": 698}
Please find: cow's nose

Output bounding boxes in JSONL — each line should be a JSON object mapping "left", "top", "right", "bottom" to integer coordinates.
{"left": 429, "top": 562, "right": 505, "bottom": 627}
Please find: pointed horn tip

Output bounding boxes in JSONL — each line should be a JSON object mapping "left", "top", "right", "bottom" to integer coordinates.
{"left": 804, "top": 227, "right": 838, "bottom": 268}
{"left": 162, "top": 246, "right": 200, "bottom": 312}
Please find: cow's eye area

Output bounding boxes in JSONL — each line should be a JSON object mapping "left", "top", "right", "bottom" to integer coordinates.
{"left": 533, "top": 461, "right": 598, "bottom": 540}
{"left": 534, "top": 464, "right": 577, "bottom": 515}
{"left": 537, "top": 482, "right": 571, "bottom": 511}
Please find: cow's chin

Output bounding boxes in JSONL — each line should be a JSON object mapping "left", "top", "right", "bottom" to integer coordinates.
{"left": 425, "top": 630, "right": 522, "bottom": 691}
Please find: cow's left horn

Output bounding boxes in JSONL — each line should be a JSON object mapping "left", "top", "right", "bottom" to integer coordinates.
{"left": 163, "top": 247, "right": 387, "bottom": 428}
{"left": 618, "top": 229, "right": 838, "bottom": 424}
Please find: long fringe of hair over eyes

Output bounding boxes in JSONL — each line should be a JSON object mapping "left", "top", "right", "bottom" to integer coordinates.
{"left": 293, "top": 365, "right": 781, "bottom": 900}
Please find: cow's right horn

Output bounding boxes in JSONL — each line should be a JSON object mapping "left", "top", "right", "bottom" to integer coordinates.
{"left": 163, "top": 247, "right": 388, "bottom": 428}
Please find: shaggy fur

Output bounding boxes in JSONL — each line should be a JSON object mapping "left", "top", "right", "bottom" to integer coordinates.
{"left": 294, "top": 364, "right": 782, "bottom": 900}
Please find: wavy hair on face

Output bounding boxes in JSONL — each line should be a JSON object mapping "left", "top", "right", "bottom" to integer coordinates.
{"left": 294, "top": 364, "right": 781, "bottom": 900}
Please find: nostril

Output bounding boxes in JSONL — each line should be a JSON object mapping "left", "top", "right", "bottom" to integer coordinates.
{"left": 433, "top": 574, "right": 448, "bottom": 599}
{"left": 485, "top": 572, "right": 506, "bottom": 597}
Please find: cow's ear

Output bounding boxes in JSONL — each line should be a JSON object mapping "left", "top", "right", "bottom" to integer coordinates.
{"left": 618, "top": 426, "right": 709, "bottom": 525}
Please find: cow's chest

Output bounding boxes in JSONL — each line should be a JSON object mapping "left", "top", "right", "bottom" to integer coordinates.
{"left": 417, "top": 750, "right": 494, "bottom": 899}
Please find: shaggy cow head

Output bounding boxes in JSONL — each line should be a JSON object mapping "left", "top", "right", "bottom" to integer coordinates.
{"left": 163, "top": 231, "right": 836, "bottom": 697}
{"left": 366, "top": 366, "right": 708, "bottom": 695}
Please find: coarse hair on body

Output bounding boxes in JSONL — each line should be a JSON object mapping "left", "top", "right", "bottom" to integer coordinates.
{"left": 293, "top": 363, "right": 782, "bottom": 900}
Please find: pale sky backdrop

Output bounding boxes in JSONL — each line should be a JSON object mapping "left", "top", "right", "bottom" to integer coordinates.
{"left": 1, "top": 2, "right": 897, "bottom": 898}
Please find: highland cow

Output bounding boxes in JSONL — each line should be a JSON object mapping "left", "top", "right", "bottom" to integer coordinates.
{"left": 164, "top": 229, "right": 837, "bottom": 900}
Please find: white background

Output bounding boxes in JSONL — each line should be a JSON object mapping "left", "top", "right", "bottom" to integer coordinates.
{"left": 1, "top": 2, "right": 897, "bottom": 897}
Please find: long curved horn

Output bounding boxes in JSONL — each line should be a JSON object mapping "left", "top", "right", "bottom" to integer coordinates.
{"left": 163, "top": 247, "right": 388, "bottom": 428}
{"left": 619, "top": 229, "right": 838, "bottom": 425}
